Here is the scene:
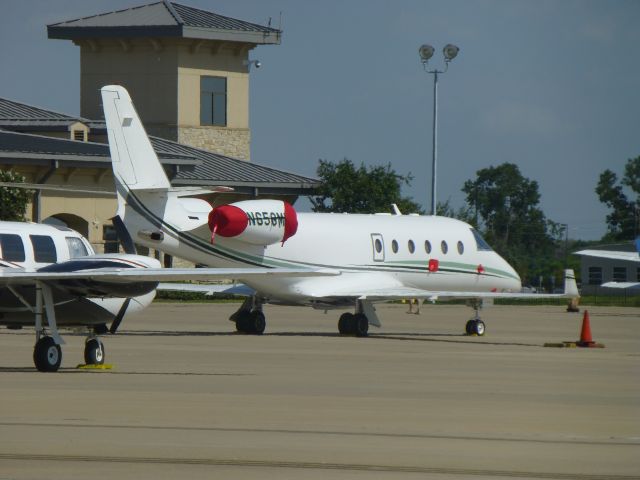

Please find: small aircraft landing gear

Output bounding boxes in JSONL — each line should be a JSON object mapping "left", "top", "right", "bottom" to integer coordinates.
{"left": 84, "top": 338, "right": 106, "bottom": 365}
{"left": 33, "top": 336, "right": 62, "bottom": 372}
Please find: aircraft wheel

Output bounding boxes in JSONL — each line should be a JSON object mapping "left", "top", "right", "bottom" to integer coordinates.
{"left": 354, "top": 313, "right": 369, "bottom": 337}
{"left": 338, "top": 312, "right": 354, "bottom": 335}
{"left": 33, "top": 336, "right": 62, "bottom": 372}
{"left": 465, "top": 320, "right": 474, "bottom": 335}
{"left": 474, "top": 320, "right": 486, "bottom": 336}
{"left": 84, "top": 338, "right": 105, "bottom": 365}
{"left": 249, "top": 311, "right": 266, "bottom": 335}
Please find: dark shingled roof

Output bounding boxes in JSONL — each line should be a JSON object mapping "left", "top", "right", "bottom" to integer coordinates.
{"left": 0, "top": 97, "right": 88, "bottom": 130}
{"left": 48, "top": 0, "right": 281, "bottom": 44}
{"left": 0, "top": 130, "right": 318, "bottom": 195}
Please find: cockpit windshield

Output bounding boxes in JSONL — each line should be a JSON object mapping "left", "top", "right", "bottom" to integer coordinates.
{"left": 470, "top": 228, "right": 493, "bottom": 251}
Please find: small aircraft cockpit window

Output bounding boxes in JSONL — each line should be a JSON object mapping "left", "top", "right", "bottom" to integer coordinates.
{"left": 30, "top": 235, "right": 57, "bottom": 263}
{"left": 0, "top": 234, "right": 25, "bottom": 262}
{"left": 471, "top": 228, "right": 493, "bottom": 251}
{"left": 392, "top": 239, "right": 399, "bottom": 253}
{"left": 374, "top": 238, "right": 383, "bottom": 253}
{"left": 408, "top": 240, "right": 415, "bottom": 254}
{"left": 441, "top": 240, "right": 448, "bottom": 254}
{"left": 66, "top": 237, "right": 89, "bottom": 259}
{"left": 457, "top": 241, "right": 464, "bottom": 255}
{"left": 424, "top": 240, "right": 432, "bottom": 254}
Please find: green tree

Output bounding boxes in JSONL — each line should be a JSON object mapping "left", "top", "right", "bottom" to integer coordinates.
{"left": 0, "top": 170, "right": 31, "bottom": 221}
{"left": 461, "top": 163, "right": 563, "bottom": 284}
{"left": 596, "top": 156, "right": 640, "bottom": 241}
{"left": 310, "top": 158, "right": 424, "bottom": 214}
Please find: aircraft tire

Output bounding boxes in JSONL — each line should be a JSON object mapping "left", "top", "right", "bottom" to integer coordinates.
{"left": 465, "top": 320, "right": 474, "bottom": 335}
{"left": 33, "top": 336, "right": 62, "bottom": 372}
{"left": 249, "top": 311, "right": 266, "bottom": 335}
{"left": 354, "top": 313, "right": 369, "bottom": 337}
{"left": 338, "top": 313, "right": 354, "bottom": 335}
{"left": 84, "top": 339, "right": 105, "bottom": 365}
{"left": 474, "top": 320, "right": 486, "bottom": 336}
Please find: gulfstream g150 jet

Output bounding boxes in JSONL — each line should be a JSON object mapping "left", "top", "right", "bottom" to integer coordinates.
{"left": 101, "top": 85, "right": 578, "bottom": 336}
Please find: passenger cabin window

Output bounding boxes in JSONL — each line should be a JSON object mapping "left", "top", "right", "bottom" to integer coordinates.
{"left": 66, "top": 237, "right": 89, "bottom": 259}
{"left": 0, "top": 234, "right": 25, "bottom": 262}
{"left": 392, "top": 240, "right": 399, "bottom": 253}
{"left": 424, "top": 240, "right": 432, "bottom": 254}
{"left": 374, "top": 238, "right": 383, "bottom": 253}
{"left": 200, "top": 76, "right": 227, "bottom": 126}
{"left": 408, "top": 240, "right": 415, "bottom": 254}
{"left": 30, "top": 235, "right": 57, "bottom": 263}
{"left": 457, "top": 241, "right": 464, "bottom": 255}
{"left": 441, "top": 241, "right": 448, "bottom": 254}
{"left": 471, "top": 228, "right": 493, "bottom": 251}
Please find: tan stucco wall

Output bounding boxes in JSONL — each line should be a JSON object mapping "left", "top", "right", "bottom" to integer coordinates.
{"left": 77, "top": 38, "right": 252, "bottom": 160}
{"left": 78, "top": 39, "right": 179, "bottom": 125}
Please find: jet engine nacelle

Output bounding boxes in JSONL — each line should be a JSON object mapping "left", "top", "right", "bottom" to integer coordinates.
{"left": 208, "top": 199, "right": 298, "bottom": 246}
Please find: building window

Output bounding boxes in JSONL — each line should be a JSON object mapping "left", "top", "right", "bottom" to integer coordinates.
{"left": 0, "top": 234, "right": 25, "bottom": 262}
{"left": 200, "top": 76, "right": 227, "bottom": 126}
{"left": 103, "top": 225, "right": 119, "bottom": 254}
{"left": 30, "top": 235, "right": 57, "bottom": 263}
{"left": 587, "top": 267, "right": 602, "bottom": 285}
{"left": 613, "top": 267, "right": 627, "bottom": 282}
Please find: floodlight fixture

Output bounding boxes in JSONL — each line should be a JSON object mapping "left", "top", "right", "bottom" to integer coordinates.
{"left": 243, "top": 59, "right": 261, "bottom": 70}
{"left": 418, "top": 44, "right": 435, "bottom": 63}
{"left": 443, "top": 44, "right": 459, "bottom": 62}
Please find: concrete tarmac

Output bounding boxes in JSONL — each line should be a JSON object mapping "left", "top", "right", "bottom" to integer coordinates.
{"left": 0, "top": 303, "right": 639, "bottom": 479}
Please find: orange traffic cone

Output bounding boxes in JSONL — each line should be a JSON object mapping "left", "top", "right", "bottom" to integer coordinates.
{"left": 576, "top": 310, "right": 604, "bottom": 348}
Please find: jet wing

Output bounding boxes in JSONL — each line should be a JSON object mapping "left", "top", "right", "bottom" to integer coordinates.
{"left": 574, "top": 249, "right": 640, "bottom": 262}
{"left": 157, "top": 282, "right": 255, "bottom": 296}
{"left": 601, "top": 281, "right": 640, "bottom": 289}
{"left": 307, "top": 287, "right": 576, "bottom": 302}
{"left": 0, "top": 267, "right": 340, "bottom": 285}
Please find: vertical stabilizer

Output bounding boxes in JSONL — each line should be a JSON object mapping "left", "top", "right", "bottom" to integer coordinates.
{"left": 101, "top": 85, "right": 170, "bottom": 192}
{"left": 564, "top": 269, "right": 579, "bottom": 297}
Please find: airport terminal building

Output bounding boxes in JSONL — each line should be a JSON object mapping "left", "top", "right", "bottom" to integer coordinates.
{"left": 0, "top": 1, "right": 319, "bottom": 258}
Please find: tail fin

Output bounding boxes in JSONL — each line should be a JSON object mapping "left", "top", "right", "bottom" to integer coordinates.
{"left": 564, "top": 269, "right": 579, "bottom": 297}
{"left": 101, "top": 85, "right": 170, "bottom": 192}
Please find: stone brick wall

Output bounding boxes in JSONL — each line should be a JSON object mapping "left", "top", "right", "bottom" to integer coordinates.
{"left": 178, "top": 126, "right": 251, "bottom": 160}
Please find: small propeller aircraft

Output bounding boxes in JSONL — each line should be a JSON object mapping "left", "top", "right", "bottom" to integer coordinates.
{"left": 0, "top": 221, "right": 333, "bottom": 372}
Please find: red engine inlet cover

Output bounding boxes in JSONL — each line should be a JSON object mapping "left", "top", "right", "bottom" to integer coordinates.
{"left": 208, "top": 205, "right": 248, "bottom": 240}
{"left": 208, "top": 200, "right": 298, "bottom": 246}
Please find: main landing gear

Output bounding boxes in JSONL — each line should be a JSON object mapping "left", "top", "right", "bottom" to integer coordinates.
{"left": 465, "top": 301, "right": 486, "bottom": 336}
{"left": 337, "top": 300, "right": 380, "bottom": 337}
{"left": 14, "top": 281, "right": 110, "bottom": 372}
{"left": 231, "top": 297, "right": 266, "bottom": 335}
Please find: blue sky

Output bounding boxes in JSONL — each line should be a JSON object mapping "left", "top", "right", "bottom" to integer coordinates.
{"left": 1, "top": 0, "right": 639, "bottom": 240}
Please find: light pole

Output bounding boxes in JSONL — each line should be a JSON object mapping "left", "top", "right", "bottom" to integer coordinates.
{"left": 419, "top": 44, "right": 459, "bottom": 215}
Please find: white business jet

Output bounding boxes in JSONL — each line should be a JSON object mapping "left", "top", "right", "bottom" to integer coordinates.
{"left": 0, "top": 221, "right": 332, "bottom": 372}
{"left": 101, "top": 85, "right": 578, "bottom": 337}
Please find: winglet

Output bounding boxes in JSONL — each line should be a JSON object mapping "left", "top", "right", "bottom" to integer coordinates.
{"left": 564, "top": 269, "right": 579, "bottom": 297}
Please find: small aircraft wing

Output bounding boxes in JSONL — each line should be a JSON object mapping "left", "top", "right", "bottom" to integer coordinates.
{"left": 0, "top": 267, "right": 340, "bottom": 285}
